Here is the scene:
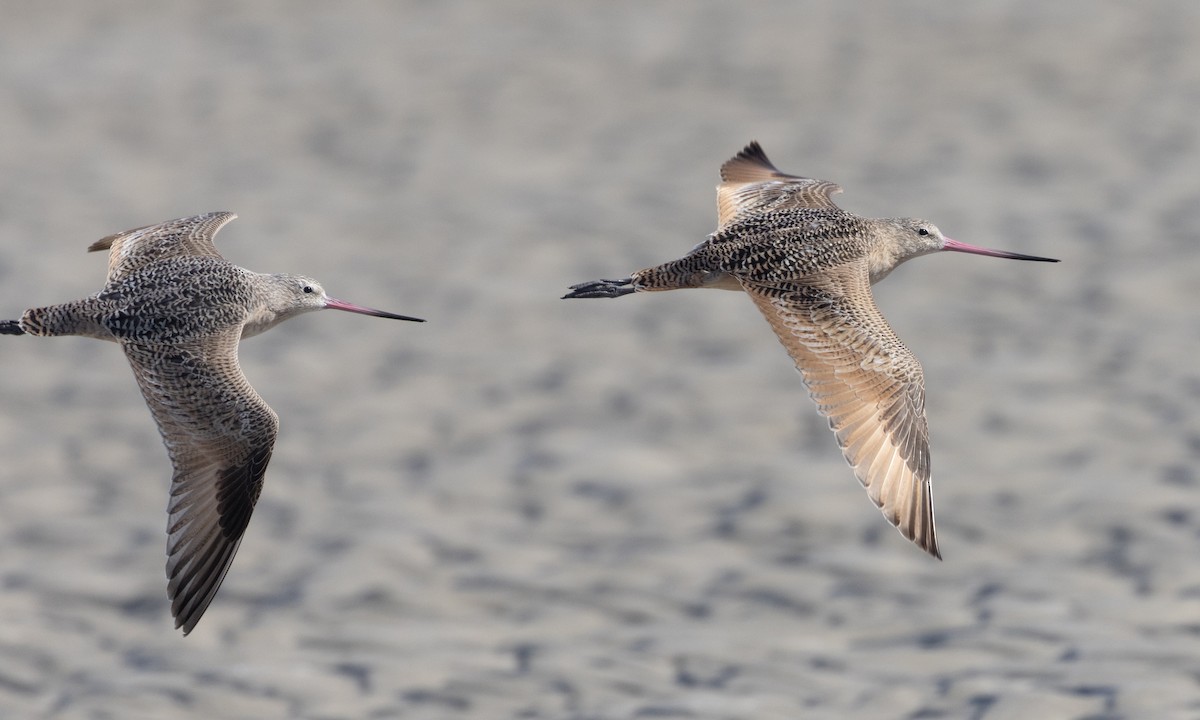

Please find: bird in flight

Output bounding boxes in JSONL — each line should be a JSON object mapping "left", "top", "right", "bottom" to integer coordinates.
{"left": 1, "top": 212, "right": 423, "bottom": 633}
{"left": 564, "top": 142, "right": 1058, "bottom": 558}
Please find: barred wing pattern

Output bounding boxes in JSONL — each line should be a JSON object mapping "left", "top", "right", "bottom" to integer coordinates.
{"left": 123, "top": 330, "right": 278, "bottom": 633}
{"left": 716, "top": 141, "right": 844, "bottom": 230}
{"left": 739, "top": 264, "right": 939, "bottom": 558}
{"left": 88, "top": 212, "right": 237, "bottom": 283}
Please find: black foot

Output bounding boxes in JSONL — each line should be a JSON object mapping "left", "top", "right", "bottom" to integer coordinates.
{"left": 562, "top": 278, "right": 636, "bottom": 299}
{"left": 0, "top": 320, "right": 24, "bottom": 335}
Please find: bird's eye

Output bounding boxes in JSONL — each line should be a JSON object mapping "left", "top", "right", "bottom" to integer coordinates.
{"left": 917, "top": 228, "right": 930, "bottom": 236}
{"left": 302, "top": 285, "right": 314, "bottom": 294}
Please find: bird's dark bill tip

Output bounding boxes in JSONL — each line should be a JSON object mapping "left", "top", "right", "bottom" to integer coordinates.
{"left": 1005, "top": 252, "right": 1061, "bottom": 263}
{"left": 942, "top": 238, "right": 1059, "bottom": 263}
{"left": 368, "top": 310, "right": 425, "bottom": 322}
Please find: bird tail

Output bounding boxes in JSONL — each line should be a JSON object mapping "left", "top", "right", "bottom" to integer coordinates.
{"left": 8, "top": 303, "right": 114, "bottom": 340}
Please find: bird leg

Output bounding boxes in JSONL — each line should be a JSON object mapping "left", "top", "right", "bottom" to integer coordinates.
{"left": 562, "top": 278, "right": 636, "bottom": 299}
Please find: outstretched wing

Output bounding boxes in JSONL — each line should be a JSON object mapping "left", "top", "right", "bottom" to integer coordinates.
{"left": 716, "top": 142, "right": 843, "bottom": 230}
{"left": 123, "top": 329, "right": 278, "bottom": 633}
{"left": 89, "top": 212, "right": 237, "bottom": 283}
{"left": 739, "top": 262, "right": 938, "bottom": 558}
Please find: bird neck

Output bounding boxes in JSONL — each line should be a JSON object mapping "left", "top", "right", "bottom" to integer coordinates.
{"left": 866, "top": 220, "right": 938, "bottom": 284}
{"left": 241, "top": 273, "right": 308, "bottom": 339}
{"left": 242, "top": 308, "right": 287, "bottom": 339}
{"left": 866, "top": 238, "right": 912, "bottom": 284}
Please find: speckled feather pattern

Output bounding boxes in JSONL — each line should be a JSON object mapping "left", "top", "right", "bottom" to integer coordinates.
{"left": 6, "top": 212, "right": 321, "bottom": 633}
{"left": 566, "top": 142, "right": 944, "bottom": 558}
{"left": 3, "top": 212, "right": 420, "bottom": 633}
{"left": 638, "top": 210, "right": 873, "bottom": 290}
{"left": 10, "top": 213, "right": 285, "bottom": 632}
{"left": 122, "top": 333, "right": 278, "bottom": 633}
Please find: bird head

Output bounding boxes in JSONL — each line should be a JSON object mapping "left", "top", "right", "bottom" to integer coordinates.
{"left": 869, "top": 218, "right": 1059, "bottom": 283}
{"left": 244, "top": 273, "right": 424, "bottom": 338}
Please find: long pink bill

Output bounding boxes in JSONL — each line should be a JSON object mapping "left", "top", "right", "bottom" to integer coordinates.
{"left": 325, "top": 297, "right": 425, "bottom": 322}
{"left": 942, "top": 238, "right": 1059, "bottom": 263}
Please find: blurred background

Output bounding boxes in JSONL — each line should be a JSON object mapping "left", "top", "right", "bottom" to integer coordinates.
{"left": 0, "top": 2, "right": 1196, "bottom": 718}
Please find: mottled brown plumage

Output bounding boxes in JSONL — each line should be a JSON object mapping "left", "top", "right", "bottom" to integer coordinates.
{"left": 564, "top": 142, "right": 1058, "bottom": 558}
{"left": 1, "top": 212, "right": 422, "bottom": 634}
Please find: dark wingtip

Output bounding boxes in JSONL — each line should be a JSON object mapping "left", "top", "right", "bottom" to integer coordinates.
{"left": 721, "top": 140, "right": 783, "bottom": 181}
{"left": 0, "top": 320, "right": 25, "bottom": 335}
{"left": 737, "top": 140, "right": 767, "bottom": 162}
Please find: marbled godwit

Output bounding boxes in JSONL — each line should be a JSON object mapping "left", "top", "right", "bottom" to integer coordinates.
{"left": 564, "top": 142, "right": 1058, "bottom": 558}
{"left": 0, "top": 212, "right": 422, "bottom": 633}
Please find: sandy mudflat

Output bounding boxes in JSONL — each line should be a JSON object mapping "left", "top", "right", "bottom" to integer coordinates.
{"left": 0, "top": 2, "right": 1198, "bottom": 718}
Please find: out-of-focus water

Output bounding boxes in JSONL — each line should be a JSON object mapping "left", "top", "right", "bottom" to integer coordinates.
{"left": 0, "top": 3, "right": 1196, "bottom": 717}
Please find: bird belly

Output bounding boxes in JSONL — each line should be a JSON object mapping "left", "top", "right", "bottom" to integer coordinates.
{"left": 699, "top": 271, "right": 743, "bottom": 290}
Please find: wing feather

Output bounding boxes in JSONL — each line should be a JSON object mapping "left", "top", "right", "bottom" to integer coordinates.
{"left": 123, "top": 330, "right": 278, "bottom": 633}
{"left": 89, "top": 212, "right": 237, "bottom": 283}
{"left": 716, "top": 142, "right": 844, "bottom": 230}
{"left": 739, "top": 263, "right": 939, "bottom": 558}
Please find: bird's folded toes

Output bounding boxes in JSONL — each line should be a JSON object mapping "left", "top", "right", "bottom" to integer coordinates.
{"left": 562, "top": 278, "right": 635, "bottom": 299}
